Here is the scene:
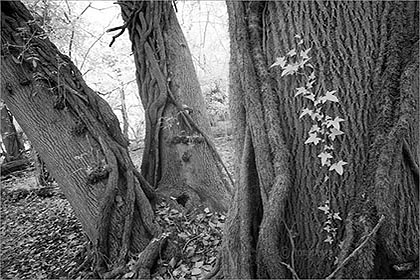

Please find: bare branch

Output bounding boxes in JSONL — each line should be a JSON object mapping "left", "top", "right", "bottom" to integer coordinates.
{"left": 280, "top": 261, "right": 300, "bottom": 280}
{"left": 326, "top": 215, "right": 385, "bottom": 279}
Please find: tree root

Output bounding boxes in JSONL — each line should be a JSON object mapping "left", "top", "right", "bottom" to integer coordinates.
{"left": 95, "top": 137, "right": 119, "bottom": 273}
{"left": 133, "top": 234, "right": 168, "bottom": 279}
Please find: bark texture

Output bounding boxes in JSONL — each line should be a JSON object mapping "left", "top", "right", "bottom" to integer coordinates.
{"left": 115, "top": 0, "right": 232, "bottom": 212}
{"left": 1, "top": 1, "right": 160, "bottom": 276}
{"left": 223, "top": 1, "right": 419, "bottom": 279}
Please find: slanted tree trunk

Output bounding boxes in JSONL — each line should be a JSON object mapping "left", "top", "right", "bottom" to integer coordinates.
{"left": 115, "top": 1, "right": 232, "bottom": 212}
{"left": 1, "top": 2, "right": 161, "bottom": 278}
{"left": 222, "top": 1, "right": 418, "bottom": 279}
{"left": 1, "top": 104, "right": 23, "bottom": 162}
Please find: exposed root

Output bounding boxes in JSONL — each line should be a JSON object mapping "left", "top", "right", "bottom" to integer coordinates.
{"left": 118, "top": 168, "right": 136, "bottom": 264}
{"left": 133, "top": 234, "right": 168, "bottom": 279}
{"left": 95, "top": 137, "right": 119, "bottom": 274}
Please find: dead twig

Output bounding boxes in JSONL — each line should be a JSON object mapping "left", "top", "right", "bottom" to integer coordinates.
{"left": 326, "top": 215, "right": 385, "bottom": 279}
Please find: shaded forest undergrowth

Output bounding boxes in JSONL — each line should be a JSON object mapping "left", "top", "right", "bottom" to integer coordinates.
{"left": 1, "top": 136, "right": 234, "bottom": 280}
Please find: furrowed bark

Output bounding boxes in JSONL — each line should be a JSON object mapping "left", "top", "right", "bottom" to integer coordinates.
{"left": 114, "top": 0, "right": 232, "bottom": 212}
{"left": 223, "top": 1, "right": 419, "bottom": 278}
{"left": 1, "top": 1, "right": 161, "bottom": 276}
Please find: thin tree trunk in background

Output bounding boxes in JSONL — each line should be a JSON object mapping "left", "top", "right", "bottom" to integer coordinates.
{"left": 1, "top": 104, "right": 23, "bottom": 162}
{"left": 222, "top": 1, "right": 419, "bottom": 279}
{"left": 120, "top": 84, "right": 130, "bottom": 140}
{"left": 117, "top": 0, "right": 232, "bottom": 211}
{"left": 1, "top": 2, "right": 160, "bottom": 277}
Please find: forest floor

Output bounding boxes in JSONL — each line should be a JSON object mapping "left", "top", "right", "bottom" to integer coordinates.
{"left": 0, "top": 135, "right": 234, "bottom": 280}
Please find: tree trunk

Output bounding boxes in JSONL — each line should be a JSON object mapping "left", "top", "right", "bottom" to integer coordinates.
{"left": 116, "top": 1, "right": 232, "bottom": 212}
{"left": 1, "top": 104, "right": 23, "bottom": 162}
{"left": 222, "top": 1, "right": 418, "bottom": 279}
{"left": 120, "top": 84, "right": 130, "bottom": 140}
{"left": 1, "top": 2, "right": 161, "bottom": 277}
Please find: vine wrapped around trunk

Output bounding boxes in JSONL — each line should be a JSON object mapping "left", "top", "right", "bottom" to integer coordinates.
{"left": 1, "top": 2, "right": 162, "bottom": 278}
{"left": 221, "top": 1, "right": 419, "bottom": 279}
{"left": 110, "top": 0, "right": 232, "bottom": 212}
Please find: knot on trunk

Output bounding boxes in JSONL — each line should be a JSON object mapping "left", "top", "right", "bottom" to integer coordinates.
{"left": 86, "top": 164, "right": 111, "bottom": 184}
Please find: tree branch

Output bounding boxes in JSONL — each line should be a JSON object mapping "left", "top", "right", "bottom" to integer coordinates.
{"left": 326, "top": 215, "right": 385, "bottom": 279}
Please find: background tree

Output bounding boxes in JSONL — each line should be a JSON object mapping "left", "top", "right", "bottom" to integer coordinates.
{"left": 221, "top": 1, "right": 418, "bottom": 279}
{"left": 0, "top": 103, "right": 23, "bottom": 162}
{"left": 114, "top": 1, "right": 232, "bottom": 211}
{"left": 1, "top": 2, "right": 161, "bottom": 277}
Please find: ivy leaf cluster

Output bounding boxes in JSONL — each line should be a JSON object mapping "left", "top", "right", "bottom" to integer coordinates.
{"left": 271, "top": 34, "right": 347, "bottom": 245}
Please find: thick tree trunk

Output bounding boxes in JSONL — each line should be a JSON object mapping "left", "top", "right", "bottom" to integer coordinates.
{"left": 1, "top": 2, "right": 161, "bottom": 277}
{"left": 116, "top": 1, "right": 232, "bottom": 212}
{"left": 222, "top": 1, "right": 418, "bottom": 279}
{"left": 1, "top": 104, "right": 23, "bottom": 161}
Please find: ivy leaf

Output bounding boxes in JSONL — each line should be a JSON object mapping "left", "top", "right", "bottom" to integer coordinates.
{"left": 323, "top": 225, "right": 332, "bottom": 233}
{"left": 303, "top": 93, "right": 316, "bottom": 101}
{"left": 281, "top": 63, "right": 299, "bottom": 77}
{"left": 295, "top": 87, "right": 310, "bottom": 97}
{"left": 306, "top": 79, "right": 315, "bottom": 90}
{"left": 324, "top": 236, "right": 334, "bottom": 244}
{"left": 299, "top": 108, "right": 313, "bottom": 119}
{"left": 305, "top": 133, "right": 322, "bottom": 145}
{"left": 286, "top": 48, "right": 297, "bottom": 57}
{"left": 320, "top": 90, "right": 339, "bottom": 103}
{"left": 318, "top": 152, "right": 333, "bottom": 166}
{"left": 308, "top": 71, "right": 316, "bottom": 81}
{"left": 327, "top": 117, "right": 345, "bottom": 131}
{"left": 309, "top": 124, "right": 321, "bottom": 133}
{"left": 329, "top": 160, "right": 347, "bottom": 175}
{"left": 311, "top": 112, "right": 324, "bottom": 121}
{"left": 270, "top": 56, "right": 287, "bottom": 68}
{"left": 301, "top": 47, "right": 311, "bottom": 59}
{"left": 329, "top": 127, "right": 344, "bottom": 141}
{"left": 297, "top": 58, "right": 311, "bottom": 69}
{"left": 318, "top": 204, "right": 330, "bottom": 214}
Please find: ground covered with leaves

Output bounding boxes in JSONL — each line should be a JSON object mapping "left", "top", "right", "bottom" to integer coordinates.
{"left": 0, "top": 136, "right": 233, "bottom": 279}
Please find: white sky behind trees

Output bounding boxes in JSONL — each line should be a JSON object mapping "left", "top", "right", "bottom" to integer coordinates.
{"left": 21, "top": 0, "right": 229, "bottom": 141}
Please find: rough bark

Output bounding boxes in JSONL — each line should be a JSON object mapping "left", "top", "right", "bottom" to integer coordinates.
{"left": 1, "top": 1, "right": 160, "bottom": 277}
{"left": 222, "top": 1, "right": 419, "bottom": 279}
{"left": 114, "top": 0, "right": 232, "bottom": 212}
{"left": 1, "top": 104, "right": 23, "bottom": 161}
